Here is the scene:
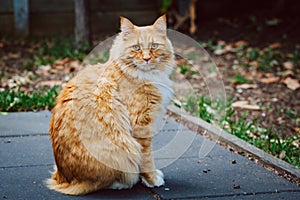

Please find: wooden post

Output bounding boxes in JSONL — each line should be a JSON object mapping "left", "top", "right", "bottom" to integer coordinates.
{"left": 74, "top": 0, "right": 91, "bottom": 48}
{"left": 13, "top": 0, "right": 29, "bottom": 36}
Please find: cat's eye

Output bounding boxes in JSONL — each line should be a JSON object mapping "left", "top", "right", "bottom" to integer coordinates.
{"left": 132, "top": 45, "right": 141, "bottom": 51}
{"left": 150, "top": 43, "right": 159, "bottom": 50}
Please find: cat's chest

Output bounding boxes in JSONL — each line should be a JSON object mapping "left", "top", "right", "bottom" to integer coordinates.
{"left": 151, "top": 79, "right": 173, "bottom": 109}
{"left": 118, "top": 78, "right": 173, "bottom": 109}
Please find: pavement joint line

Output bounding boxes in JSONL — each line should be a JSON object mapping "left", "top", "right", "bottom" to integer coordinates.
{"left": 162, "top": 190, "right": 300, "bottom": 200}
{"left": 155, "top": 156, "right": 198, "bottom": 160}
{"left": 0, "top": 129, "right": 189, "bottom": 138}
{"left": 143, "top": 186, "right": 162, "bottom": 200}
{"left": 158, "top": 128, "right": 189, "bottom": 132}
{"left": 0, "top": 133, "right": 49, "bottom": 138}
{"left": 0, "top": 163, "right": 53, "bottom": 169}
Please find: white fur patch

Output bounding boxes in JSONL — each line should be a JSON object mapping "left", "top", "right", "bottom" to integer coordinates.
{"left": 131, "top": 68, "right": 174, "bottom": 108}
{"left": 141, "top": 169, "right": 165, "bottom": 188}
{"left": 109, "top": 181, "right": 133, "bottom": 190}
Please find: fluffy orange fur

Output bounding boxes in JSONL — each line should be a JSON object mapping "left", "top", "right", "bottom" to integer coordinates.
{"left": 46, "top": 15, "right": 174, "bottom": 195}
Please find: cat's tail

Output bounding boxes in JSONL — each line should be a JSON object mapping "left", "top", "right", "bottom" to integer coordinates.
{"left": 45, "top": 178, "right": 100, "bottom": 195}
{"left": 45, "top": 168, "right": 100, "bottom": 195}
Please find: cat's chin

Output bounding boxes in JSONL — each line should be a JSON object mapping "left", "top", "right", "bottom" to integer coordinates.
{"left": 135, "top": 63, "right": 156, "bottom": 72}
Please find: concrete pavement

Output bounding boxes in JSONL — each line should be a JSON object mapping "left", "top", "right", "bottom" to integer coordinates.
{"left": 0, "top": 111, "right": 299, "bottom": 199}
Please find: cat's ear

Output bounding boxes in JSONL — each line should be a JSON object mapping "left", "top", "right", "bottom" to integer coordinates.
{"left": 153, "top": 15, "right": 167, "bottom": 35}
{"left": 120, "top": 16, "right": 135, "bottom": 38}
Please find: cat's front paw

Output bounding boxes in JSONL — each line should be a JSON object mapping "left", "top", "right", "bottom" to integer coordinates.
{"left": 141, "top": 169, "right": 165, "bottom": 188}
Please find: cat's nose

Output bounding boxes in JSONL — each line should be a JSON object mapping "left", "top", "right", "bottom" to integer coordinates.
{"left": 143, "top": 56, "right": 151, "bottom": 62}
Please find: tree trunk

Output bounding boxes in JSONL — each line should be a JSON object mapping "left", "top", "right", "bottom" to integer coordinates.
{"left": 74, "top": 0, "right": 91, "bottom": 48}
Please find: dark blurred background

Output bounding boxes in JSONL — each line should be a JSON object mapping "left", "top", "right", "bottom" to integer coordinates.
{"left": 1, "top": 0, "right": 300, "bottom": 38}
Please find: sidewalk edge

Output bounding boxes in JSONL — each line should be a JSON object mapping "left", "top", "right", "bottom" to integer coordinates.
{"left": 167, "top": 105, "right": 300, "bottom": 180}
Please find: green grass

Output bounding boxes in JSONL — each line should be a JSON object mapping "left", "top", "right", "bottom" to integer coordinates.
{"left": 25, "top": 37, "right": 90, "bottom": 70}
{"left": 237, "top": 46, "right": 282, "bottom": 71}
{"left": 199, "top": 40, "right": 299, "bottom": 72}
{"left": 181, "top": 94, "right": 300, "bottom": 168}
{"left": 178, "top": 63, "right": 198, "bottom": 77}
{"left": 0, "top": 86, "right": 60, "bottom": 112}
{"left": 233, "top": 73, "right": 248, "bottom": 84}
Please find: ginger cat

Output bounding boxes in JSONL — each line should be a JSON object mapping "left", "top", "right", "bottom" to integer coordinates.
{"left": 46, "top": 15, "right": 174, "bottom": 195}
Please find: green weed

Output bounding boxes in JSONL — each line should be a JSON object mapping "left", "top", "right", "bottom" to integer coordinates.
{"left": 180, "top": 94, "right": 300, "bottom": 168}
{"left": 199, "top": 40, "right": 297, "bottom": 72}
{"left": 0, "top": 86, "right": 60, "bottom": 112}
{"left": 233, "top": 73, "right": 248, "bottom": 84}
{"left": 178, "top": 64, "right": 198, "bottom": 77}
{"left": 28, "top": 37, "right": 90, "bottom": 68}
{"left": 238, "top": 47, "right": 282, "bottom": 71}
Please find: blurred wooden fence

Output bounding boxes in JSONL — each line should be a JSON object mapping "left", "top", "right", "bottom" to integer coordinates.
{"left": 0, "top": 0, "right": 159, "bottom": 37}
{"left": 1, "top": 0, "right": 298, "bottom": 37}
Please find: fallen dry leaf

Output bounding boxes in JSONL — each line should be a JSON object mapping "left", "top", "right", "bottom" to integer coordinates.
{"left": 283, "top": 61, "right": 294, "bottom": 70}
{"left": 217, "top": 40, "right": 226, "bottom": 45}
{"left": 279, "top": 151, "right": 286, "bottom": 159}
{"left": 236, "top": 84, "right": 258, "bottom": 89}
{"left": 234, "top": 40, "right": 248, "bottom": 47}
{"left": 256, "top": 71, "right": 263, "bottom": 78}
{"left": 39, "top": 65, "right": 51, "bottom": 76}
{"left": 284, "top": 77, "right": 300, "bottom": 90}
{"left": 55, "top": 65, "right": 64, "bottom": 70}
{"left": 38, "top": 80, "right": 62, "bottom": 87}
{"left": 224, "top": 45, "right": 233, "bottom": 51}
{"left": 269, "top": 43, "right": 281, "bottom": 49}
{"left": 248, "top": 61, "right": 259, "bottom": 68}
{"left": 282, "top": 70, "right": 294, "bottom": 77}
{"left": 259, "top": 77, "right": 280, "bottom": 83}
{"left": 8, "top": 52, "right": 21, "bottom": 59}
{"left": 231, "top": 101, "right": 260, "bottom": 110}
{"left": 286, "top": 53, "right": 294, "bottom": 58}
{"left": 265, "top": 73, "right": 272, "bottom": 78}
{"left": 214, "top": 49, "right": 227, "bottom": 55}
{"left": 68, "top": 60, "right": 81, "bottom": 70}
{"left": 55, "top": 57, "right": 71, "bottom": 66}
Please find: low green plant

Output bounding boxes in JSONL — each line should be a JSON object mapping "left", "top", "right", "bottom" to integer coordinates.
{"left": 181, "top": 94, "right": 300, "bottom": 168}
{"left": 199, "top": 40, "right": 225, "bottom": 52}
{"left": 255, "top": 128, "right": 300, "bottom": 168}
{"left": 290, "top": 50, "right": 299, "bottom": 64}
{"left": 183, "top": 94, "right": 215, "bottom": 123}
{"left": 159, "top": 0, "right": 172, "bottom": 13}
{"left": 178, "top": 64, "right": 198, "bottom": 77}
{"left": 0, "top": 86, "right": 60, "bottom": 112}
{"left": 238, "top": 47, "right": 282, "bottom": 71}
{"left": 233, "top": 73, "right": 248, "bottom": 84}
{"left": 199, "top": 40, "right": 298, "bottom": 72}
{"left": 28, "top": 37, "right": 90, "bottom": 68}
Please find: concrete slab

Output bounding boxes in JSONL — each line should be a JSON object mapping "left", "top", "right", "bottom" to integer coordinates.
{"left": 0, "top": 111, "right": 299, "bottom": 200}
{"left": 177, "top": 191, "right": 300, "bottom": 200}
{"left": 167, "top": 105, "right": 300, "bottom": 179}
{"left": 152, "top": 155, "right": 300, "bottom": 199}
{"left": 0, "top": 165, "right": 154, "bottom": 200}
{"left": 0, "top": 111, "right": 51, "bottom": 136}
{"left": 0, "top": 135, "right": 53, "bottom": 167}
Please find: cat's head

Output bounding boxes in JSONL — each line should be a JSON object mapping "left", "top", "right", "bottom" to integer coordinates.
{"left": 110, "top": 15, "right": 174, "bottom": 80}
